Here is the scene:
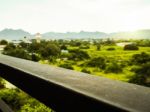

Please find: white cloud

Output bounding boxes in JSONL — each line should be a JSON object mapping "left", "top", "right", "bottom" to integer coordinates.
{"left": 0, "top": 0, "right": 150, "bottom": 33}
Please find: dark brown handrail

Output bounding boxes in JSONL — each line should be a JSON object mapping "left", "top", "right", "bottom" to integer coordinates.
{"left": 0, "top": 54, "right": 150, "bottom": 112}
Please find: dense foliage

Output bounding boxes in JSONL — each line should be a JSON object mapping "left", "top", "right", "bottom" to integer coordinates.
{"left": 131, "top": 52, "right": 150, "bottom": 65}
{"left": 129, "top": 52, "right": 150, "bottom": 86}
{"left": 0, "top": 77, "right": 5, "bottom": 89}
{"left": 0, "top": 88, "right": 52, "bottom": 112}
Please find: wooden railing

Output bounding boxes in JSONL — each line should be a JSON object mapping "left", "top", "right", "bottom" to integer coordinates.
{"left": 0, "top": 99, "right": 13, "bottom": 112}
{"left": 0, "top": 54, "right": 150, "bottom": 112}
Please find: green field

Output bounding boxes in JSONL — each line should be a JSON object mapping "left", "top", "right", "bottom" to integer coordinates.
{"left": 3, "top": 39, "right": 150, "bottom": 86}
{"left": 40, "top": 45, "right": 150, "bottom": 82}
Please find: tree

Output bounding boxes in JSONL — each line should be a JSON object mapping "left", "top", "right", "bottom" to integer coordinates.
{"left": 60, "top": 44, "right": 67, "bottom": 50}
{"left": 104, "top": 38, "right": 115, "bottom": 45}
{"left": 19, "top": 42, "right": 28, "bottom": 49}
{"left": 0, "top": 40, "right": 8, "bottom": 45}
{"left": 96, "top": 44, "right": 101, "bottom": 50}
{"left": 69, "top": 50, "right": 90, "bottom": 60}
{"left": 87, "top": 57, "right": 106, "bottom": 69}
{"left": 27, "top": 42, "right": 41, "bottom": 53}
{"left": 40, "top": 44, "right": 60, "bottom": 59}
{"left": 136, "top": 39, "right": 150, "bottom": 47}
{"left": 69, "top": 40, "right": 81, "bottom": 46}
{"left": 4, "top": 43, "right": 16, "bottom": 51}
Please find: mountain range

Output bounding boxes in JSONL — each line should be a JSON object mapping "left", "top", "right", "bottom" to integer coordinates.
{"left": 0, "top": 28, "right": 150, "bottom": 40}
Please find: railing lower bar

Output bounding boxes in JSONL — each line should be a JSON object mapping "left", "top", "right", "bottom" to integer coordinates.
{"left": 0, "top": 99, "right": 13, "bottom": 112}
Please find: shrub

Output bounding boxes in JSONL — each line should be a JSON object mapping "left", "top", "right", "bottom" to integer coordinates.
{"left": 131, "top": 52, "right": 150, "bottom": 65}
{"left": 96, "top": 44, "right": 101, "bottom": 50}
{"left": 0, "top": 89, "right": 25, "bottom": 110}
{"left": 104, "top": 62, "right": 123, "bottom": 73}
{"left": 3, "top": 48, "right": 31, "bottom": 60}
{"left": 107, "top": 47, "right": 115, "bottom": 51}
{"left": 60, "top": 52, "right": 70, "bottom": 58}
{"left": 59, "top": 63, "right": 74, "bottom": 70}
{"left": 31, "top": 54, "right": 41, "bottom": 62}
{"left": 124, "top": 44, "right": 139, "bottom": 50}
{"left": 81, "top": 68, "right": 91, "bottom": 74}
{"left": 0, "top": 88, "right": 52, "bottom": 112}
{"left": 48, "top": 56, "right": 57, "bottom": 63}
{"left": 79, "top": 45, "right": 90, "bottom": 49}
{"left": 20, "top": 98, "right": 52, "bottom": 112}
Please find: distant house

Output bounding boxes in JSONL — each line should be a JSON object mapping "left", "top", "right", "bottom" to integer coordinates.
{"left": 11, "top": 37, "right": 31, "bottom": 45}
{"left": 11, "top": 40, "right": 22, "bottom": 45}
{"left": 23, "top": 36, "right": 32, "bottom": 44}
{"left": 0, "top": 45, "right": 6, "bottom": 53}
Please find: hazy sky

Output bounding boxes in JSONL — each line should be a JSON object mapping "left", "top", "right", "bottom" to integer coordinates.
{"left": 0, "top": 0, "right": 150, "bottom": 33}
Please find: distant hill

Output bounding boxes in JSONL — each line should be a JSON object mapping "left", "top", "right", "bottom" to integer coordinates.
{"left": 0, "top": 28, "right": 31, "bottom": 40}
{"left": 42, "top": 31, "right": 108, "bottom": 39}
{"left": 109, "top": 30, "right": 150, "bottom": 39}
{"left": 0, "top": 28, "right": 150, "bottom": 40}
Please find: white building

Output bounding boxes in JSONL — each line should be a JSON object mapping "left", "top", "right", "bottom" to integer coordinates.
{"left": 35, "top": 33, "right": 42, "bottom": 43}
{"left": 23, "top": 36, "right": 32, "bottom": 44}
{"left": 116, "top": 42, "right": 133, "bottom": 47}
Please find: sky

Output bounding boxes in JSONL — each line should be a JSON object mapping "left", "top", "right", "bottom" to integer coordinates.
{"left": 0, "top": 0, "right": 150, "bottom": 34}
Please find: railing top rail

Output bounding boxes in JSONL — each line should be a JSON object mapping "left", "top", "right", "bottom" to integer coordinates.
{"left": 0, "top": 54, "right": 150, "bottom": 112}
